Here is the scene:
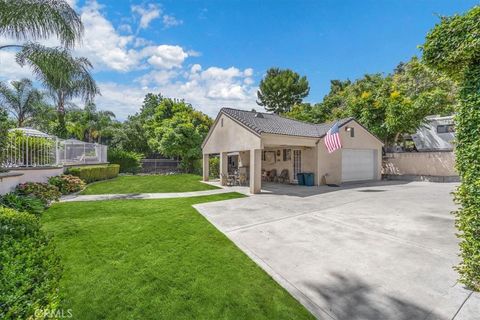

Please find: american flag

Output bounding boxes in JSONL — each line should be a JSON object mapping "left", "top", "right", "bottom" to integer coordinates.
{"left": 324, "top": 122, "right": 342, "bottom": 153}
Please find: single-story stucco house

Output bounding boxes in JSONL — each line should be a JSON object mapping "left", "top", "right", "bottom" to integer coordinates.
{"left": 202, "top": 108, "right": 384, "bottom": 193}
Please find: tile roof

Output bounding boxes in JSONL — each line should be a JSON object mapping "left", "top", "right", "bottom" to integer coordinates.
{"left": 220, "top": 107, "right": 353, "bottom": 138}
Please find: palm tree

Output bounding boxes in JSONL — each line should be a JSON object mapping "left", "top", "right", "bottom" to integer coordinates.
{"left": 16, "top": 44, "right": 99, "bottom": 137}
{"left": 0, "top": 0, "right": 83, "bottom": 49}
{"left": 0, "top": 78, "right": 45, "bottom": 127}
{"left": 66, "top": 103, "right": 116, "bottom": 143}
{"left": 0, "top": 0, "right": 99, "bottom": 137}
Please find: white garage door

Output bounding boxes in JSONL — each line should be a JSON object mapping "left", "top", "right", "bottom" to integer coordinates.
{"left": 342, "top": 149, "right": 376, "bottom": 182}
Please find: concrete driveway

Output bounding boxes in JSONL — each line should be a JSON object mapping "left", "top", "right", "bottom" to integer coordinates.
{"left": 194, "top": 181, "right": 479, "bottom": 320}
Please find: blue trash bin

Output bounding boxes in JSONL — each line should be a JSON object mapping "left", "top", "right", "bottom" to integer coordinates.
{"left": 304, "top": 172, "right": 314, "bottom": 186}
{"left": 296, "top": 173, "right": 305, "bottom": 185}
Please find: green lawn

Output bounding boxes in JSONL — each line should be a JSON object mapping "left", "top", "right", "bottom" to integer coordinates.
{"left": 42, "top": 194, "right": 313, "bottom": 320}
{"left": 80, "top": 174, "right": 219, "bottom": 195}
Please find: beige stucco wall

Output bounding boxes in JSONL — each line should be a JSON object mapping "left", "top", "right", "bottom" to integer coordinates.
{"left": 202, "top": 114, "right": 261, "bottom": 154}
{"left": 317, "top": 121, "right": 383, "bottom": 185}
{"left": 383, "top": 152, "right": 457, "bottom": 176}
{"left": 0, "top": 167, "right": 64, "bottom": 195}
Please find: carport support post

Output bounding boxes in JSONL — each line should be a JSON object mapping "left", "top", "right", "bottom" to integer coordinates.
{"left": 250, "top": 149, "right": 261, "bottom": 194}
{"left": 202, "top": 154, "right": 209, "bottom": 181}
{"left": 220, "top": 152, "right": 228, "bottom": 185}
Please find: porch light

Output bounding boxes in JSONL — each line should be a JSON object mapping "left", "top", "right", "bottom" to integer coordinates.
{"left": 345, "top": 126, "right": 354, "bottom": 137}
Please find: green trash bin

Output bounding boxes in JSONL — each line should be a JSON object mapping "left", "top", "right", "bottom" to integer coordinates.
{"left": 296, "top": 173, "right": 305, "bottom": 185}
{"left": 304, "top": 172, "right": 314, "bottom": 186}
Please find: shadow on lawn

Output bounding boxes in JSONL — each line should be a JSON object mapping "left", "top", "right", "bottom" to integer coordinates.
{"left": 303, "top": 272, "right": 439, "bottom": 320}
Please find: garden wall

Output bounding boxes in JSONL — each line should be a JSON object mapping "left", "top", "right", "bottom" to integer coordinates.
{"left": 382, "top": 151, "right": 458, "bottom": 181}
{"left": 0, "top": 167, "right": 64, "bottom": 195}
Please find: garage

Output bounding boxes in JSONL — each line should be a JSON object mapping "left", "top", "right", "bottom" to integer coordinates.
{"left": 342, "top": 149, "right": 376, "bottom": 182}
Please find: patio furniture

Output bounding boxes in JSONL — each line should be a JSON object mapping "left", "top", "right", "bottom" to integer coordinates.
{"left": 227, "top": 174, "right": 236, "bottom": 186}
{"left": 262, "top": 170, "right": 268, "bottom": 181}
{"left": 238, "top": 173, "right": 247, "bottom": 186}
{"left": 268, "top": 169, "right": 277, "bottom": 182}
{"left": 278, "top": 169, "right": 290, "bottom": 184}
{"left": 220, "top": 173, "right": 228, "bottom": 186}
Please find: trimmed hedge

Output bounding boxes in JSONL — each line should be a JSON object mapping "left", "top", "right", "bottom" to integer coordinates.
{"left": 108, "top": 148, "right": 143, "bottom": 173}
{"left": 66, "top": 164, "right": 120, "bottom": 183}
{"left": 422, "top": 6, "right": 480, "bottom": 291}
{"left": 0, "top": 207, "right": 61, "bottom": 319}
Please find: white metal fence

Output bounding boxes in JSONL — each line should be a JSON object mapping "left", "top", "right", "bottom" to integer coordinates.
{"left": 2, "top": 128, "right": 108, "bottom": 168}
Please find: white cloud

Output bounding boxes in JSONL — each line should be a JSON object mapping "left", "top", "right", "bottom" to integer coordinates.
{"left": 143, "top": 45, "right": 188, "bottom": 69}
{"left": 162, "top": 15, "right": 183, "bottom": 29}
{"left": 0, "top": 0, "right": 259, "bottom": 121}
{"left": 131, "top": 3, "right": 162, "bottom": 31}
{"left": 76, "top": 1, "right": 138, "bottom": 72}
{"left": 95, "top": 82, "right": 150, "bottom": 119}
{"left": 0, "top": 50, "right": 34, "bottom": 80}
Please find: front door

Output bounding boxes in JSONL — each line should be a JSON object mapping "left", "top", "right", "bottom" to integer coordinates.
{"left": 293, "top": 149, "right": 302, "bottom": 182}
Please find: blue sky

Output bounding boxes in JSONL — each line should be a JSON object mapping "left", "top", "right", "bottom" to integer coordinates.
{"left": 1, "top": 0, "right": 477, "bottom": 120}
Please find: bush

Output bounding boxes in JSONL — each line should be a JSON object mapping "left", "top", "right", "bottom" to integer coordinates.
{"left": 108, "top": 148, "right": 143, "bottom": 173}
{"left": 15, "top": 182, "right": 61, "bottom": 206}
{"left": 422, "top": 6, "right": 480, "bottom": 291}
{"left": 66, "top": 164, "right": 120, "bottom": 183}
{"left": 209, "top": 157, "right": 220, "bottom": 179}
{"left": 0, "top": 207, "right": 61, "bottom": 319}
{"left": 48, "top": 174, "right": 86, "bottom": 194}
{"left": 0, "top": 193, "right": 45, "bottom": 215}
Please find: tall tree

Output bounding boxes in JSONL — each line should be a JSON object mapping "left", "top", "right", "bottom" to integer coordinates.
{"left": 17, "top": 44, "right": 99, "bottom": 137}
{"left": 66, "top": 103, "right": 116, "bottom": 143}
{"left": 0, "top": 108, "right": 10, "bottom": 170}
{"left": 256, "top": 68, "right": 310, "bottom": 113}
{"left": 0, "top": 0, "right": 97, "bottom": 137}
{"left": 0, "top": 0, "right": 82, "bottom": 48}
{"left": 0, "top": 78, "right": 45, "bottom": 127}
{"left": 422, "top": 6, "right": 480, "bottom": 291}
{"left": 111, "top": 93, "right": 164, "bottom": 156}
{"left": 146, "top": 99, "right": 212, "bottom": 172}
{"left": 285, "top": 59, "right": 457, "bottom": 147}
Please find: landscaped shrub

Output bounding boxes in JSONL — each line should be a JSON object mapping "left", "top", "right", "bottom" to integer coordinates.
{"left": 107, "top": 148, "right": 143, "bottom": 173}
{"left": 15, "top": 182, "right": 61, "bottom": 206}
{"left": 422, "top": 6, "right": 480, "bottom": 290}
{"left": 0, "top": 207, "right": 61, "bottom": 319}
{"left": 209, "top": 157, "right": 220, "bottom": 179}
{"left": 0, "top": 193, "right": 45, "bottom": 215}
{"left": 48, "top": 174, "right": 86, "bottom": 194}
{"left": 66, "top": 164, "right": 120, "bottom": 183}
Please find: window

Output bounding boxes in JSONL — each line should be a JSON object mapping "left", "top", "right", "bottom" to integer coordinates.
{"left": 221, "top": 118, "right": 224, "bottom": 127}
{"left": 283, "top": 149, "right": 291, "bottom": 161}
{"left": 437, "top": 124, "right": 455, "bottom": 133}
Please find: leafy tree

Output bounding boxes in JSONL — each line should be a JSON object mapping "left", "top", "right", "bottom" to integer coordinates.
{"left": 30, "top": 103, "right": 59, "bottom": 134}
{"left": 17, "top": 44, "right": 99, "bottom": 137}
{"left": 285, "top": 59, "right": 457, "bottom": 147}
{"left": 111, "top": 93, "right": 164, "bottom": 156}
{"left": 422, "top": 6, "right": 480, "bottom": 290}
{"left": 66, "top": 103, "right": 116, "bottom": 143}
{"left": 0, "top": 79, "right": 45, "bottom": 127}
{"left": 0, "top": 108, "right": 10, "bottom": 170}
{"left": 257, "top": 68, "right": 310, "bottom": 113}
{"left": 146, "top": 99, "right": 212, "bottom": 172}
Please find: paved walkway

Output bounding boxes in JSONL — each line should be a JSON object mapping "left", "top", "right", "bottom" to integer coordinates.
{"left": 60, "top": 186, "right": 248, "bottom": 202}
{"left": 195, "top": 181, "right": 479, "bottom": 320}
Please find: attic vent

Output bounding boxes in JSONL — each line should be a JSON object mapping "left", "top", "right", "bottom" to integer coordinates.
{"left": 255, "top": 113, "right": 264, "bottom": 118}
